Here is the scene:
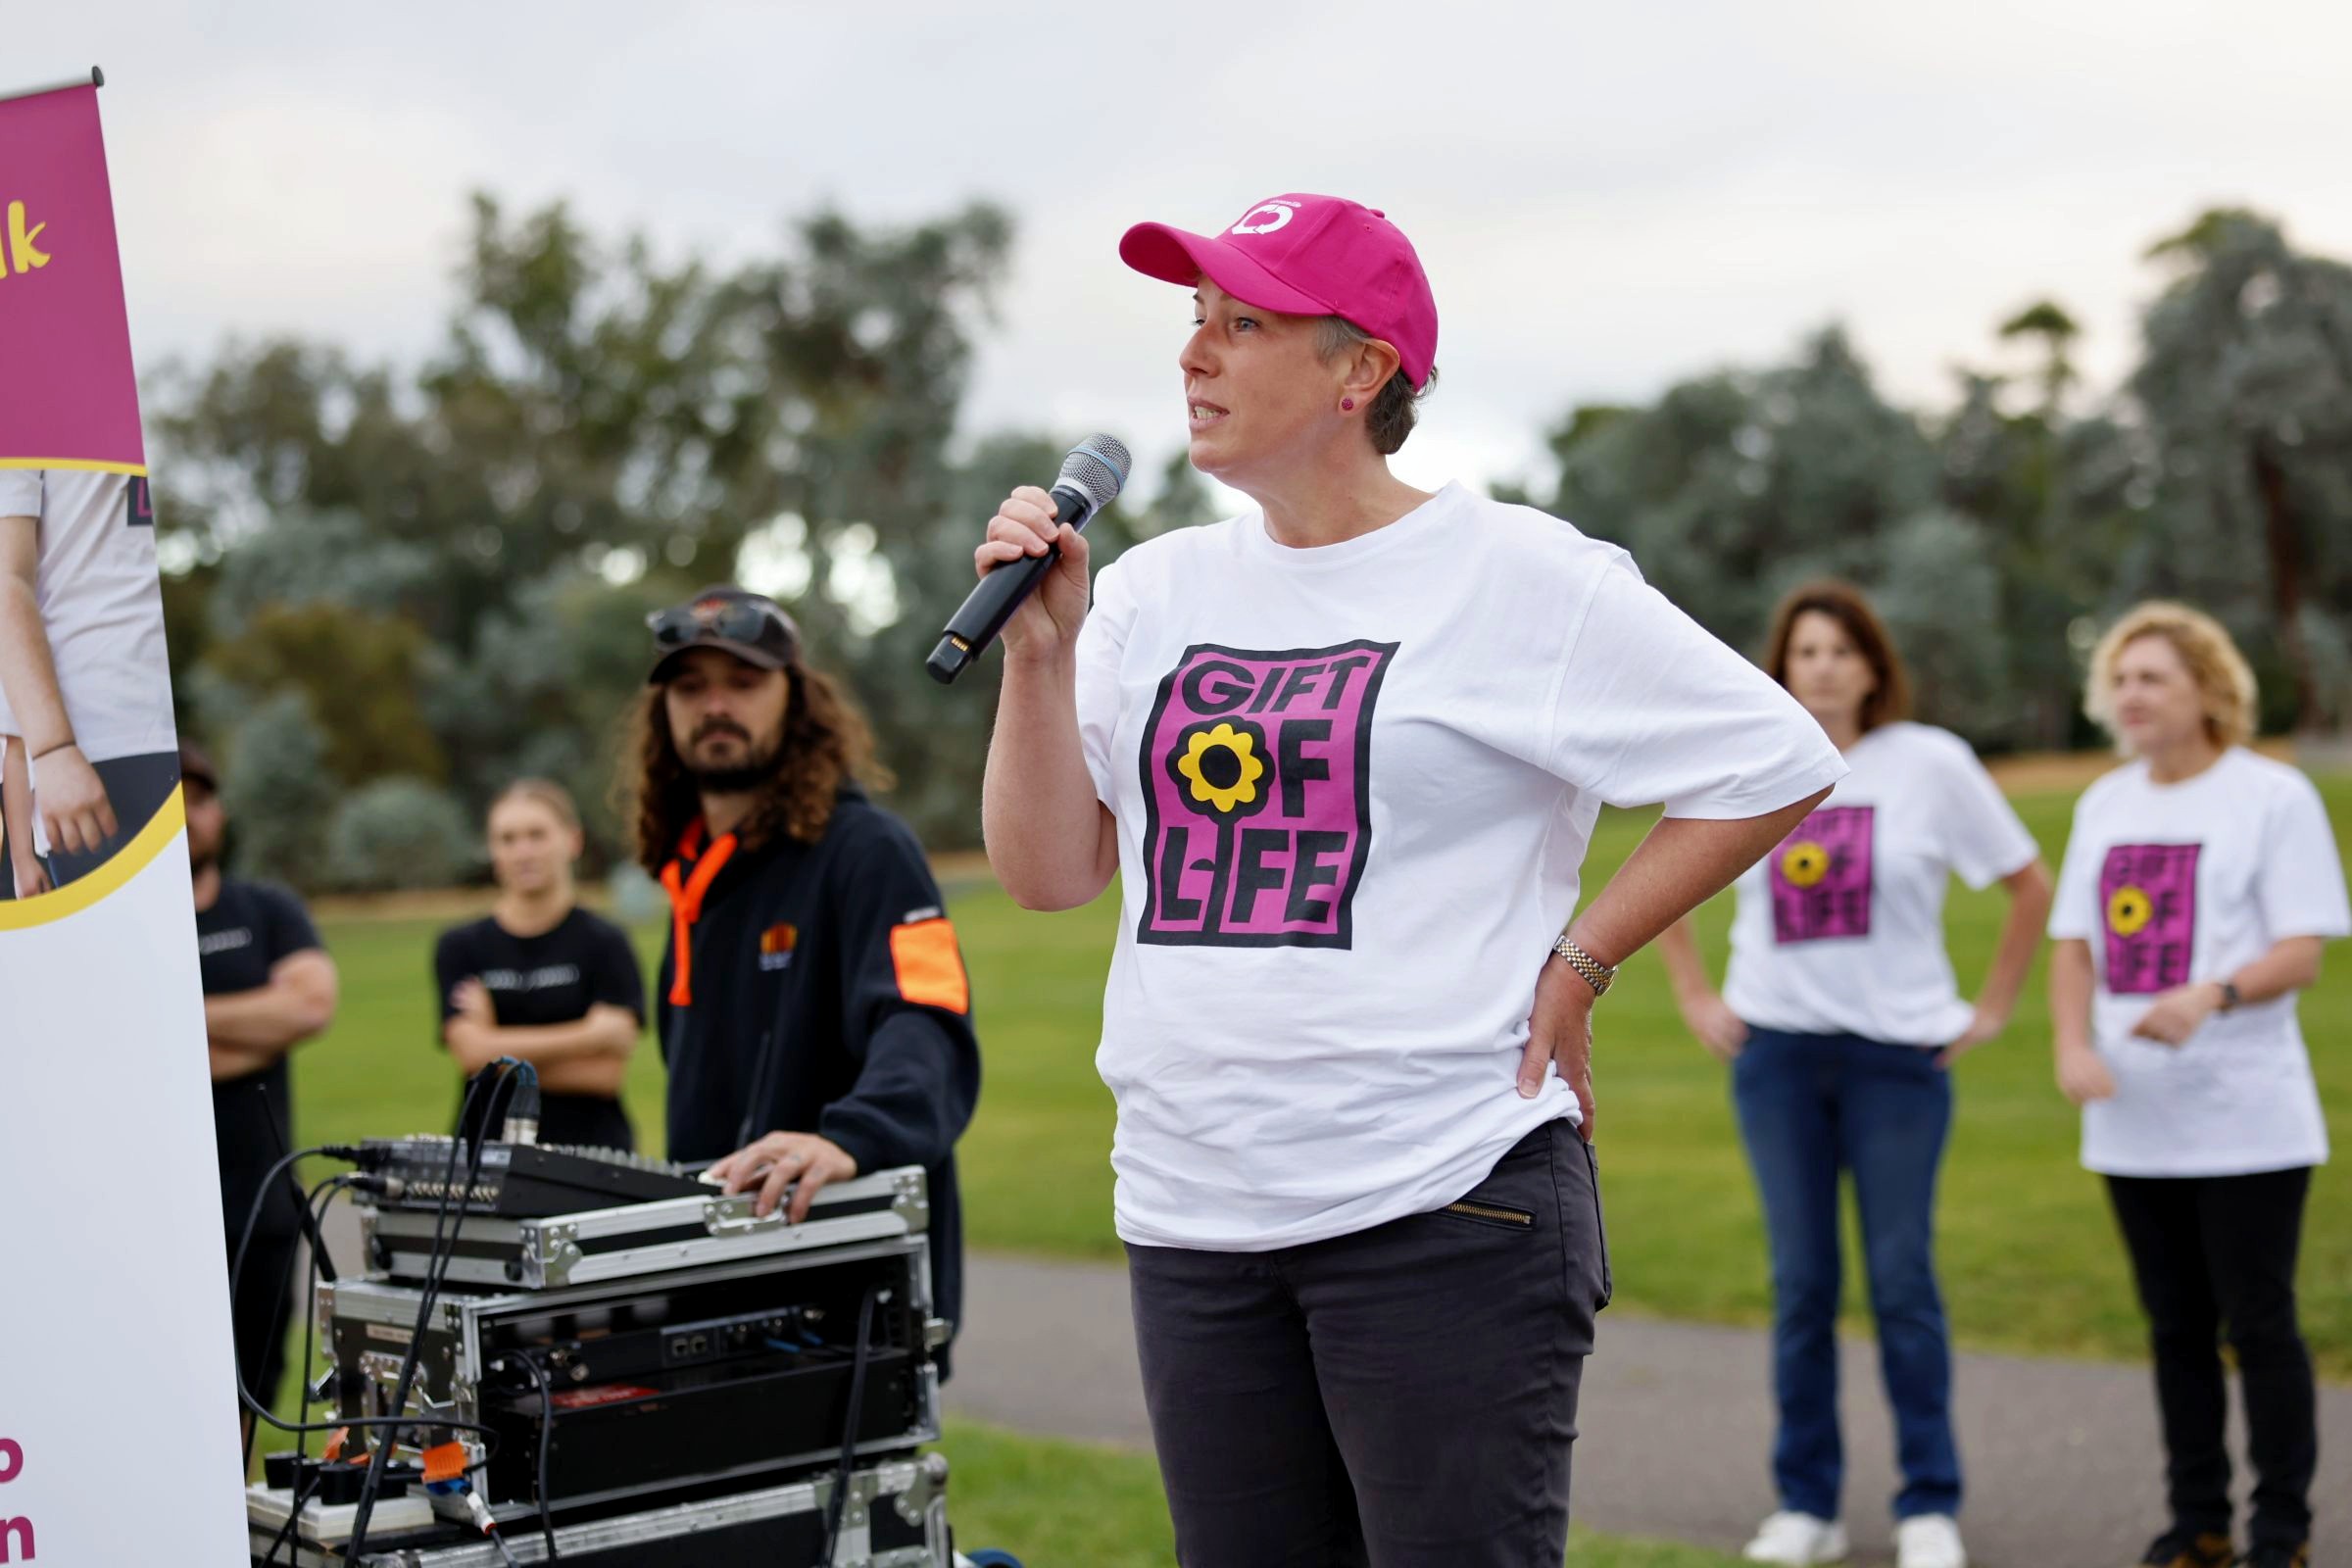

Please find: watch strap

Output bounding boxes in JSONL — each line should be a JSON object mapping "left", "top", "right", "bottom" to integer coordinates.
{"left": 1550, "top": 932, "right": 1617, "bottom": 998}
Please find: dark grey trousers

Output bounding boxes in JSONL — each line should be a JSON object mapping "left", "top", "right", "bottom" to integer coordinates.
{"left": 1127, "top": 1119, "right": 1610, "bottom": 1567}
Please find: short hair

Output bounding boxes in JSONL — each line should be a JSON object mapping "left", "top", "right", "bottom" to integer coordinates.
{"left": 2082, "top": 601, "right": 2257, "bottom": 751}
{"left": 1761, "top": 580, "right": 1912, "bottom": 732}
{"left": 1314, "top": 316, "right": 1434, "bottom": 457}
{"left": 491, "top": 777, "right": 581, "bottom": 834}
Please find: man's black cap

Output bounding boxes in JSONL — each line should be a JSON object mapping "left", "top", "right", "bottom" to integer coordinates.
{"left": 178, "top": 737, "right": 219, "bottom": 791}
{"left": 646, "top": 586, "right": 803, "bottom": 685}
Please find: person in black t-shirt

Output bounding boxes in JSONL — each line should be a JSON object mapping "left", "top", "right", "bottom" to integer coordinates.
{"left": 433, "top": 779, "right": 645, "bottom": 1150}
{"left": 626, "top": 587, "right": 979, "bottom": 1364}
{"left": 185, "top": 739, "right": 339, "bottom": 1444}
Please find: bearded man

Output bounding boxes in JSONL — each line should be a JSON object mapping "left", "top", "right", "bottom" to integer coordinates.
{"left": 629, "top": 587, "right": 979, "bottom": 1367}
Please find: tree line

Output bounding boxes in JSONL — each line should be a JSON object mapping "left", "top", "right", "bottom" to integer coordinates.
{"left": 148, "top": 198, "right": 2352, "bottom": 890}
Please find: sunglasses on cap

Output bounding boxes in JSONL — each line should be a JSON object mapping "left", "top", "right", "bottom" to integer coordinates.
{"left": 646, "top": 589, "right": 801, "bottom": 662}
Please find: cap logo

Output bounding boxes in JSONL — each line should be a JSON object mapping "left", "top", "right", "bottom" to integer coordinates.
{"left": 1230, "top": 200, "right": 1298, "bottom": 237}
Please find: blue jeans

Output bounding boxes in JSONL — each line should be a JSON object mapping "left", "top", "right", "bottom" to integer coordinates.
{"left": 1733, "top": 1027, "right": 1961, "bottom": 1522}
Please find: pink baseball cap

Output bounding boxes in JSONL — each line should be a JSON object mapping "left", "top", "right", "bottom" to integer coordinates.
{"left": 1120, "top": 193, "right": 1439, "bottom": 389}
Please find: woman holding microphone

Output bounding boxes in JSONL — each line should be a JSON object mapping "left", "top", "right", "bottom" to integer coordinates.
{"left": 1658, "top": 582, "right": 2053, "bottom": 1568}
{"left": 2050, "top": 604, "right": 2346, "bottom": 1568}
{"left": 976, "top": 192, "right": 1846, "bottom": 1564}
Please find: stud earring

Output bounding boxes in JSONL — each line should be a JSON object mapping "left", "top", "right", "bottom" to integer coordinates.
{"left": 1341, "top": 398, "right": 1355, "bottom": 412}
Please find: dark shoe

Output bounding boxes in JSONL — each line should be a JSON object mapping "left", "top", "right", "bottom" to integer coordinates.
{"left": 2139, "top": 1529, "right": 2233, "bottom": 1568}
{"left": 2234, "top": 1545, "right": 2308, "bottom": 1568}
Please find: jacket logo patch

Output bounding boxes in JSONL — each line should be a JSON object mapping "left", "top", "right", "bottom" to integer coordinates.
{"left": 758, "top": 921, "right": 798, "bottom": 972}
{"left": 890, "top": 917, "right": 969, "bottom": 1014}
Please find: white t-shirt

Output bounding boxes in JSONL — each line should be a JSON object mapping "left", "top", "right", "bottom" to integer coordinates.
{"left": 2049, "top": 749, "right": 2349, "bottom": 1177}
{"left": 1074, "top": 482, "right": 1847, "bottom": 1250}
{"left": 0, "top": 468, "right": 176, "bottom": 762}
{"left": 1723, "top": 722, "right": 2039, "bottom": 1046}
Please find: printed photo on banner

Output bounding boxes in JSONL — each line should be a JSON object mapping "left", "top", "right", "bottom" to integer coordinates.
{"left": 0, "top": 71, "right": 179, "bottom": 905}
{"left": 0, "top": 68, "right": 246, "bottom": 1568}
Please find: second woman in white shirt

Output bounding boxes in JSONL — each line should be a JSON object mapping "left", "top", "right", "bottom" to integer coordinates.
{"left": 1661, "top": 581, "right": 2053, "bottom": 1568}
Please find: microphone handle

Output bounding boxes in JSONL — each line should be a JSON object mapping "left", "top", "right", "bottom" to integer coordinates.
{"left": 926, "top": 484, "right": 1091, "bottom": 684}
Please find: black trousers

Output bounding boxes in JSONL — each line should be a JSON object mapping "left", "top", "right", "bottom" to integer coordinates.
{"left": 2105, "top": 1167, "right": 2317, "bottom": 1550}
{"left": 1126, "top": 1120, "right": 1609, "bottom": 1567}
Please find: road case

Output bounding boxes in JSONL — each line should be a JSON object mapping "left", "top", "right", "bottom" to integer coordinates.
{"left": 247, "top": 1451, "right": 954, "bottom": 1566}
{"left": 319, "top": 1235, "right": 944, "bottom": 1516}
{"left": 362, "top": 1165, "right": 930, "bottom": 1291}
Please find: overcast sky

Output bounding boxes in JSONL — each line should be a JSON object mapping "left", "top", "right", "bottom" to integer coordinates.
{"left": 17, "top": 0, "right": 2352, "bottom": 506}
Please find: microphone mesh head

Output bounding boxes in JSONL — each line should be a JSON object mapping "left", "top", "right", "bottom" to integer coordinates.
{"left": 1056, "top": 433, "right": 1132, "bottom": 512}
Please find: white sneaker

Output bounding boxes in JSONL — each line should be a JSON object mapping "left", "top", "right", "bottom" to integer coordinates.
{"left": 1893, "top": 1514, "right": 1967, "bottom": 1568}
{"left": 1742, "top": 1511, "right": 1849, "bottom": 1564}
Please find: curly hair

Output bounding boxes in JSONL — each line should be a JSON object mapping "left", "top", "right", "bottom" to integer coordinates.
{"left": 623, "top": 660, "right": 891, "bottom": 874}
{"left": 2083, "top": 601, "right": 2258, "bottom": 752}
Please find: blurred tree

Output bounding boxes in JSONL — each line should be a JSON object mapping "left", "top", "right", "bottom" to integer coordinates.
{"left": 326, "top": 778, "right": 477, "bottom": 892}
{"left": 152, "top": 193, "right": 1027, "bottom": 859}
{"left": 2130, "top": 208, "right": 2352, "bottom": 732}
{"left": 219, "top": 691, "right": 338, "bottom": 885}
{"left": 1997, "top": 299, "right": 2082, "bottom": 415}
{"left": 1532, "top": 330, "right": 1938, "bottom": 662}
{"left": 157, "top": 192, "right": 2352, "bottom": 894}
{"left": 203, "top": 603, "right": 447, "bottom": 786}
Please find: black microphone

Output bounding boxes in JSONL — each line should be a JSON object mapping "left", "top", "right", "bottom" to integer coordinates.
{"left": 927, "top": 433, "right": 1131, "bottom": 684}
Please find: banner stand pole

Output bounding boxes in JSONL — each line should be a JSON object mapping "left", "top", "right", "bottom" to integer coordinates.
{"left": 0, "top": 66, "right": 104, "bottom": 107}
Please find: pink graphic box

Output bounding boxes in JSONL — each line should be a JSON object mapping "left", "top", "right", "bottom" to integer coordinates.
{"left": 0, "top": 82, "right": 144, "bottom": 468}
{"left": 1136, "top": 640, "right": 1396, "bottom": 949}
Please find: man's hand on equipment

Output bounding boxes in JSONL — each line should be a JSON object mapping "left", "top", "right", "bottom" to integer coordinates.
{"left": 1518, "top": 956, "right": 1597, "bottom": 1142}
{"left": 709, "top": 1131, "right": 859, "bottom": 1224}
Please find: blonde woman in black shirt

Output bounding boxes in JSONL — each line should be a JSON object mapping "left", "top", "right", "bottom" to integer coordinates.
{"left": 434, "top": 779, "right": 646, "bottom": 1150}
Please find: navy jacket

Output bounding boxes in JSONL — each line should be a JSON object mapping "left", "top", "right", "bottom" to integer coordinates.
{"left": 658, "top": 788, "right": 979, "bottom": 1357}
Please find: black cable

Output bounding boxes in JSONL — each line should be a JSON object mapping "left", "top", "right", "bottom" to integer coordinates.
{"left": 228, "top": 1160, "right": 499, "bottom": 1443}
{"left": 245, "top": 1081, "right": 333, "bottom": 1472}
{"left": 505, "top": 1353, "right": 563, "bottom": 1563}
{"left": 244, "top": 1171, "right": 351, "bottom": 1474}
{"left": 489, "top": 1526, "right": 522, "bottom": 1567}
{"left": 230, "top": 1144, "right": 348, "bottom": 1440}
{"left": 821, "top": 1283, "right": 886, "bottom": 1560}
{"left": 347, "top": 1060, "right": 538, "bottom": 1559}
{"left": 289, "top": 1175, "right": 352, "bottom": 1473}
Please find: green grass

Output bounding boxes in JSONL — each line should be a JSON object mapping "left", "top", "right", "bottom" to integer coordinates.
{"left": 290, "top": 775, "right": 2352, "bottom": 1378}
{"left": 940, "top": 1418, "right": 1742, "bottom": 1566}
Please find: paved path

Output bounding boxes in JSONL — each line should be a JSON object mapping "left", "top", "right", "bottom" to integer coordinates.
{"left": 303, "top": 1207, "right": 2345, "bottom": 1564}
{"left": 946, "top": 1252, "right": 2352, "bottom": 1567}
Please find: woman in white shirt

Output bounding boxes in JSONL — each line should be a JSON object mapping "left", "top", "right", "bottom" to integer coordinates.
{"left": 974, "top": 192, "right": 1845, "bottom": 1566}
{"left": 1660, "top": 582, "right": 2052, "bottom": 1568}
{"left": 2049, "top": 603, "right": 2347, "bottom": 1568}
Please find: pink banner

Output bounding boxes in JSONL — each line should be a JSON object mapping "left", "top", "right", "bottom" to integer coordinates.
{"left": 0, "top": 82, "right": 144, "bottom": 470}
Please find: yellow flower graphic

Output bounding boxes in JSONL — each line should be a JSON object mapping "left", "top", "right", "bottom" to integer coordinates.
{"left": 1175, "top": 723, "right": 1266, "bottom": 815}
{"left": 2109, "top": 884, "right": 2154, "bottom": 938}
{"left": 1781, "top": 840, "right": 1831, "bottom": 888}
